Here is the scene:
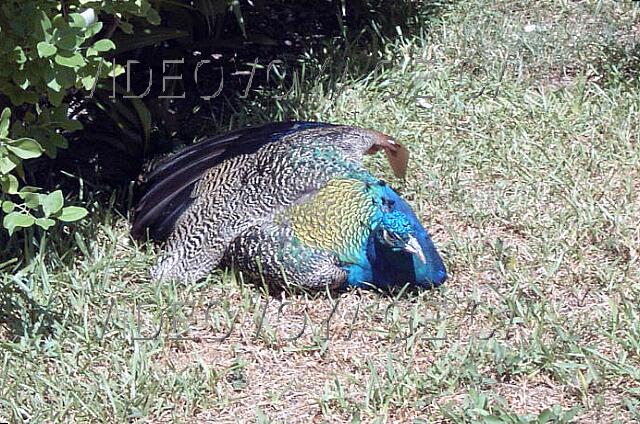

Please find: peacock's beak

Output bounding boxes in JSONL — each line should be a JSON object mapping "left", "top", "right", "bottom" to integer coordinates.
{"left": 404, "top": 235, "right": 426, "bottom": 264}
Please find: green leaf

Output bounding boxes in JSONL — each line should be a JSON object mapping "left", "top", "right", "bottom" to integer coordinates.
{"left": 55, "top": 29, "right": 81, "bottom": 51}
{"left": 92, "top": 39, "right": 116, "bottom": 52}
{"left": 55, "top": 66, "right": 76, "bottom": 88}
{"left": 57, "top": 206, "right": 88, "bottom": 222}
{"left": 0, "top": 156, "right": 18, "bottom": 174}
{"left": 0, "top": 174, "right": 19, "bottom": 194}
{"left": 37, "top": 41, "right": 57, "bottom": 58}
{"left": 35, "top": 217, "right": 56, "bottom": 230}
{"left": 6, "top": 138, "right": 43, "bottom": 159}
{"left": 50, "top": 133, "right": 69, "bottom": 149}
{"left": 13, "top": 163, "right": 25, "bottom": 180}
{"left": 0, "top": 108, "right": 10, "bottom": 139}
{"left": 108, "top": 64, "right": 126, "bottom": 78}
{"left": 69, "top": 13, "right": 86, "bottom": 28}
{"left": 85, "top": 22, "right": 103, "bottom": 39}
{"left": 46, "top": 76, "right": 63, "bottom": 92}
{"left": 13, "top": 46, "right": 27, "bottom": 65}
{"left": 48, "top": 88, "right": 65, "bottom": 106}
{"left": 81, "top": 75, "right": 97, "bottom": 90}
{"left": 3, "top": 212, "right": 35, "bottom": 234}
{"left": 42, "top": 190, "right": 64, "bottom": 217}
{"left": 146, "top": 8, "right": 161, "bottom": 25}
{"left": 18, "top": 78, "right": 30, "bottom": 90}
{"left": 60, "top": 118, "right": 82, "bottom": 132}
{"left": 18, "top": 191, "right": 42, "bottom": 209}
{"left": 52, "top": 14, "right": 66, "bottom": 28}
{"left": 54, "top": 52, "right": 85, "bottom": 68}
{"left": 1, "top": 201, "right": 15, "bottom": 213}
{"left": 40, "top": 11, "right": 52, "bottom": 35}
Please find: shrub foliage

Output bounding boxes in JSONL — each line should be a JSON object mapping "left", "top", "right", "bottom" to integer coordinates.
{"left": 0, "top": 0, "right": 160, "bottom": 235}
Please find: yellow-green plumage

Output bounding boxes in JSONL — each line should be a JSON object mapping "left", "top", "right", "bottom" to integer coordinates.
{"left": 284, "top": 178, "right": 377, "bottom": 263}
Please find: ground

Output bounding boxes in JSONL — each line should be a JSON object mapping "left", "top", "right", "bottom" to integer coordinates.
{"left": 1, "top": 0, "right": 640, "bottom": 422}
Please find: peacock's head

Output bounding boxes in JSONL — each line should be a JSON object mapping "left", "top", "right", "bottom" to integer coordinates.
{"left": 367, "top": 195, "right": 447, "bottom": 289}
{"left": 378, "top": 211, "right": 426, "bottom": 261}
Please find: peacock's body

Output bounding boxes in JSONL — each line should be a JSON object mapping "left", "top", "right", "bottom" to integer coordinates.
{"left": 132, "top": 121, "right": 447, "bottom": 289}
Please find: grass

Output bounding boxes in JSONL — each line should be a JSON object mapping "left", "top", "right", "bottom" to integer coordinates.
{"left": 2, "top": 0, "right": 640, "bottom": 422}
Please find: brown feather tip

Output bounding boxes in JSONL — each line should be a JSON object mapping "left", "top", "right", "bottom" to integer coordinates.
{"left": 365, "top": 131, "right": 409, "bottom": 179}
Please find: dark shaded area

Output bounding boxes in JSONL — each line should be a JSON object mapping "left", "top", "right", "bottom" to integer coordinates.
{"left": 598, "top": 40, "right": 640, "bottom": 88}
{"left": 0, "top": 279, "right": 63, "bottom": 341}
{"left": 26, "top": 1, "right": 451, "bottom": 200}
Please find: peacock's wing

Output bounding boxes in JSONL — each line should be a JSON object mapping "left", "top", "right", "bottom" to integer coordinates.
{"left": 225, "top": 222, "right": 348, "bottom": 289}
{"left": 131, "top": 121, "right": 331, "bottom": 240}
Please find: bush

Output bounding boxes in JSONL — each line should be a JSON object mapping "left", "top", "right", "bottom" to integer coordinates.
{"left": 0, "top": 0, "right": 159, "bottom": 235}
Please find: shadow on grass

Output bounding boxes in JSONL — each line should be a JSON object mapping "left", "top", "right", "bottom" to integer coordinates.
{"left": 0, "top": 204, "right": 130, "bottom": 340}
{"left": 229, "top": 266, "right": 445, "bottom": 301}
{"left": 597, "top": 39, "right": 640, "bottom": 88}
{"left": 0, "top": 280, "right": 62, "bottom": 342}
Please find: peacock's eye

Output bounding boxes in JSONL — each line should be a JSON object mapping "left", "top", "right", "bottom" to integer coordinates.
{"left": 380, "top": 197, "right": 396, "bottom": 213}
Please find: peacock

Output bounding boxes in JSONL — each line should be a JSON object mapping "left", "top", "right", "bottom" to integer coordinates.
{"left": 131, "top": 121, "right": 447, "bottom": 290}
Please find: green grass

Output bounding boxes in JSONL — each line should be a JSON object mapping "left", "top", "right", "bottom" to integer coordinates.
{"left": 2, "top": 0, "right": 640, "bottom": 422}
